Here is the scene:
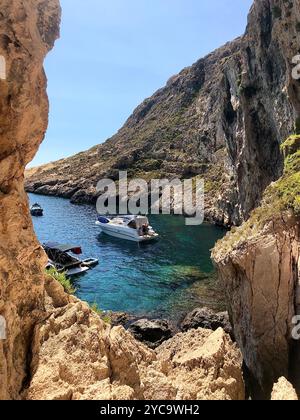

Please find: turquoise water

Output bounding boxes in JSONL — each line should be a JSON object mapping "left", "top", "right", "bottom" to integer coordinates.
{"left": 29, "top": 193, "right": 226, "bottom": 321}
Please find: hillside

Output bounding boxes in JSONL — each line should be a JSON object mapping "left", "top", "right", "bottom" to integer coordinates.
{"left": 26, "top": 0, "right": 300, "bottom": 226}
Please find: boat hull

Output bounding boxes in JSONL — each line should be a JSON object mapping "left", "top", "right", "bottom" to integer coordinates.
{"left": 31, "top": 209, "right": 43, "bottom": 217}
{"left": 96, "top": 222, "right": 158, "bottom": 242}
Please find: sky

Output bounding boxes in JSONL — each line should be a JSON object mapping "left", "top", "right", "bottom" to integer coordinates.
{"left": 30, "top": 0, "right": 253, "bottom": 167}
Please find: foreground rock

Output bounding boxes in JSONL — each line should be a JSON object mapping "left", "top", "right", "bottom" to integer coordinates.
{"left": 0, "top": 0, "right": 61, "bottom": 400}
{"left": 107, "top": 311, "right": 135, "bottom": 328}
{"left": 271, "top": 378, "right": 298, "bottom": 401}
{"left": 181, "top": 307, "right": 232, "bottom": 337}
{"left": 154, "top": 328, "right": 245, "bottom": 401}
{"left": 25, "top": 281, "right": 245, "bottom": 400}
{"left": 128, "top": 319, "right": 174, "bottom": 349}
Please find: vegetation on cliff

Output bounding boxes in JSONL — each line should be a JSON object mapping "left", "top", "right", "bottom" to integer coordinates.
{"left": 46, "top": 268, "right": 76, "bottom": 294}
{"left": 214, "top": 135, "right": 300, "bottom": 254}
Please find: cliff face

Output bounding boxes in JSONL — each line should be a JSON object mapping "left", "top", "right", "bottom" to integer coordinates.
{"left": 26, "top": 0, "right": 300, "bottom": 226}
{"left": 213, "top": 134, "right": 300, "bottom": 396}
{"left": 0, "top": 0, "right": 245, "bottom": 401}
{"left": 214, "top": 217, "right": 299, "bottom": 395}
{"left": 0, "top": 0, "right": 61, "bottom": 399}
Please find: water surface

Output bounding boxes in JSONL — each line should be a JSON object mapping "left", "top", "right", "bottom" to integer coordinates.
{"left": 29, "top": 193, "right": 226, "bottom": 321}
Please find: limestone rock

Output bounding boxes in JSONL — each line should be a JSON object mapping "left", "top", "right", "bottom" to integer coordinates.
{"left": 214, "top": 218, "right": 300, "bottom": 396}
{"left": 109, "top": 311, "right": 135, "bottom": 328}
{"left": 181, "top": 307, "right": 232, "bottom": 337}
{"left": 271, "top": 377, "right": 298, "bottom": 401}
{"left": 128, "top": 319, "right": 174, "bottom": 349}
{"left": 25, "top": 289, "right": 245, "bottom": 400}
{"left": 152, "top": 328, "right": 245, "bottom": 400}
{"left": 213, "top": 135, "right": 300, "bottom": 396}
{"left": 0, "top": 0, "right": 61, "bottom": 400}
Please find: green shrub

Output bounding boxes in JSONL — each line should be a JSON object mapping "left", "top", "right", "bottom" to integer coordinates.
{"left": 215, "top": 135, "right": 300, "bottom": 254}
{"left": 90, "top": 302, "right": 112, "bottom": 324}
{"left": 46, "top": 267, "right": 76, "bottom": 294}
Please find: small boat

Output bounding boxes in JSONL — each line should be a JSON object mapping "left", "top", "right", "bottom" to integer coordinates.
{"left": 43, "top": 242, "right": 99, "bottom": 277}
{"left": 30, "top": 203, "right": 43, "bottom": 217}
{"left": 96, "top": 215, "right": 159, "bottom": 242}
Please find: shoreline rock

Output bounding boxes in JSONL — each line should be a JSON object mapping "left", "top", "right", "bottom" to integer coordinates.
{"left": 128, "top": 319, "right": 175, "bottom": 349}
{"left": 181, "top": 307, "right": 233, "bottom": 338}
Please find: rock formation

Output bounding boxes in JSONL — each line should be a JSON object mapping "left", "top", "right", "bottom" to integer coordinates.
{"left": 181, "top": 307, "right": 232, "bottom": 337}
{"left": 0, "top": 0, "right": 61, "bottom": 400}
{"left": 0, "top": 0, "right": 245, "bottom": 401}
{"left": 271, "top": 377, "right": 298, "bottom": 401}
{"left": 25, "top": 285, "right": 245, "bottom": 401}
{"left": 213, "top": 135, "right": 300, "bottom": 396}
{"left": 128, "top": 319, "right": 174, "bottom": 349}
{"left": 25, "top": 0, "right": 300, "bottom": 227}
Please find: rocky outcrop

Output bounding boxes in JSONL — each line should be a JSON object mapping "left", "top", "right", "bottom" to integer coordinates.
{"left": 271, "top": 377, "right": 298, "bottom": 401}
{"left": 0, "top": 0, "right": 61, "bottom": 400}
{"left": 25, "top": 0, "right": 300, "bottom": 227}
{"left": 214, "top": 218, "right": 299, "bottom": 396}
{"left": 25, "top": 283, "right": 245, "bottom": 400}
{"left": 213, "top": 134, "right": 300, "bottom": 396}
{"left": 181, "top": 307, "right": 232, "bottom": 337}
{"left": 128, "top": 319, "right": 174, "bottom": 349}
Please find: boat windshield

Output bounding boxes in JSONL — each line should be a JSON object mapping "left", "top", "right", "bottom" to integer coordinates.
{"left": 128, "top": 220, "right": 137, "bottom": 230}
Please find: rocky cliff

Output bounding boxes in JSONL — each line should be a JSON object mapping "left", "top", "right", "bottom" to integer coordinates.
{"left": 0, "top": 0, "right": 61, "bottom": 399}
{"left": 213, "top": 135, "right": 300, "bottom": 397}
{"left": 0, "top": 0, "right": 245, "bottom": 401}
{"left": 25, "top": 0, "right": 300, "bottom": 226}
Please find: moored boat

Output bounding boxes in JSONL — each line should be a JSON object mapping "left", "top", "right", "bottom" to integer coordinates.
{"left": 43, "top": 242, "right": 99, "bottom": 277}
{"left": 96, "top": 215, "right": 159, "bottom": 242}
{"left": 30, "top": 203, "right": 43, "bottom": 217}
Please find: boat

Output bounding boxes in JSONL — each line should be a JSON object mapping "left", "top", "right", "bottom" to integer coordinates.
{"left": 30, "top": 203, "right": 43, "bottom": 217}
{"left": 43, "top": 242, "right": 99, "bottom": 277}
{"left": 96, "top": 215, "right": 159, "bottom": 242}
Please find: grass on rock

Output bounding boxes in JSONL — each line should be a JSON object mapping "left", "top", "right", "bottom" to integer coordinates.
{"left": 46, "top": 267, "right": 76, "bottom": 295}
{"left": 214, "top": 135, "right": 300, "bottom": 254}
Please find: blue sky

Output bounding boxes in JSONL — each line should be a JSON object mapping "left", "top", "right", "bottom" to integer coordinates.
{"left": 31, "top": 0, "right": 253, "bottom": 167}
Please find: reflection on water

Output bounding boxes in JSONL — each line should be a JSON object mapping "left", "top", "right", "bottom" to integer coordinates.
{"left": 29, "top": 193, "right": 226, "bottom": 321}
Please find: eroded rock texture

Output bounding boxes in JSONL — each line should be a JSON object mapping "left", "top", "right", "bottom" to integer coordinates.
{"left": 214, "top": 217, "right": 300, "bottom": 396}
{"left": 25, "top": 285, "right": 244, "bottom": 400}
{"left": 26, "top": 0, "right": 300, "bottom": 226}
{"left": 271, "top": 377, "right": 298, "bottom": 401}
{"left": 0, "top": 0, "right": 60, "bottom": 400}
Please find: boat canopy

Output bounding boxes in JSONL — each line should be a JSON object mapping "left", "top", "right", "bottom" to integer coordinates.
{"left": 43, "top": 242, "right": 83, "bottom": 255}
{"left": 134, "top": 216, "right": 149, "bottom": 228}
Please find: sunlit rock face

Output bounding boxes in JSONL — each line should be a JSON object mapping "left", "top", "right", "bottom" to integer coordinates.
{"left": 0, "top": 0, "right": 61, "bottom": 400}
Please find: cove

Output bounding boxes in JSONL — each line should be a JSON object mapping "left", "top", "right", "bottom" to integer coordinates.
{"left": 29, "top": 193, "right": 226, "bottom": 322}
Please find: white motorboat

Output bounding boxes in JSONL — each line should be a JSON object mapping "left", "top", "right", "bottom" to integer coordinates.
{"left": 96, "top": 215, "right": 159, "bottom": 242}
